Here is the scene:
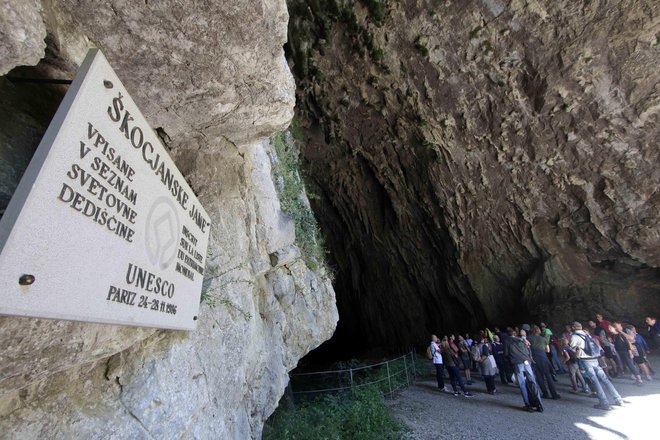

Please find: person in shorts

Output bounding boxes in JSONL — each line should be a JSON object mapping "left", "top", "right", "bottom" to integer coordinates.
{"left": 590, "top": 320, "right": 619, "bottom": 377}
{"left": 625, "top": 324, "right": 653, "bottom": 381}
{"left": 458, "top": 335, "right": 473, "bottom": 385}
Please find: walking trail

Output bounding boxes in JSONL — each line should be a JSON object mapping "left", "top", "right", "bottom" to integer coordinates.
{"left": 387, "top": 354, "right": 659, "bottom": 440}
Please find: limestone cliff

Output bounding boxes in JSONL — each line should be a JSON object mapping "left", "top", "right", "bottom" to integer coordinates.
{"left": 287, "top": 0, "right": 659, "bottom": 353}
{"left": 0, "top": 1, "right": 337, "bottom": 438}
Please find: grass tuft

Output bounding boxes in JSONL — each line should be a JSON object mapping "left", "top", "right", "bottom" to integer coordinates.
{"left": 271, "top": 127, "right": 328, "bottom": 272}
{"left": 414, "top": 37, "right": 429, "bottom": 57}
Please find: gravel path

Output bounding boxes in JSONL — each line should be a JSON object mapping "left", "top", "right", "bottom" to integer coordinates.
{"left": 387, "top": 355, "right": 659, "bottom": 440}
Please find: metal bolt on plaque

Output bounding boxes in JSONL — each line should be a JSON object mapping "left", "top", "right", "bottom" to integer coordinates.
{"left": 19, "top": 274, "right": 35, "bottom": 286}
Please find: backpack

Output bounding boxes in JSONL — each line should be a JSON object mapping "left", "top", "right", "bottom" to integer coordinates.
{"left": 426, "top": 344, "right": 433, "bottom": 360}
{"left": 575, "top": 332, "right": 601, "bottom": 357}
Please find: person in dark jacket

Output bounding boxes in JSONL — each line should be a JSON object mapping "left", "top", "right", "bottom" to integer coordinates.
{"left": 611, "top": 323, "right": 643, "bottom": 385}
{"left": 492, "top": 334, "right": 513, "bottom": 385}
{"left": 528, "top": 326, "right": 560, "bottom": 399}
{"left": 645, "top": 316, "right": 660, "bottom": 349}
{"left": 504, "top": 328, "right": 543, "bottom": 412}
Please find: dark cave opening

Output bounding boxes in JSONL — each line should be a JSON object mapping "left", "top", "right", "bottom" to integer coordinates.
{"left": 0, "top": 65, "right": 67, "bottom": 220}
{"left": 292, "top": 145, "right": 495, "bottom": 366}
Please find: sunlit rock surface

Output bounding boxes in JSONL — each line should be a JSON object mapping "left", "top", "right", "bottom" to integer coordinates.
{"left": 0, "top": 0, "right": 46, "bottom": 75}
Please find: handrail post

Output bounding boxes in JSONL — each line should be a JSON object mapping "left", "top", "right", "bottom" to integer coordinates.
{"left": 284, "top": 380, "right": 295, "bottom": 410}
{"left": 411, "top": 350, "right": 416, "bottom": 381}
{"left": 349, "top": 368, "right": 354, "bottom": 397}
{"left": 403, "top": 354, "right": 409, "bottom": 387}
{"left": 386, "top": 361, "right": 392, "bottom": 396}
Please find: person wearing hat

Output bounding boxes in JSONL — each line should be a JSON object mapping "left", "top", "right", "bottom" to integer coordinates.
{"left": 570, "top": 321, "right": 623, "bottom": 410}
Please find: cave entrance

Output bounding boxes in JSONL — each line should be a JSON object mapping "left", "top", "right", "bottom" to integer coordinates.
{"left": 0, "top": 55, "right": 69, "bottom": 220}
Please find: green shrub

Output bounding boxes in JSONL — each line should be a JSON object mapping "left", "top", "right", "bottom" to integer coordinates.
{"left": 372, "top": 47, "right": 384, "bottom": 62}
{"left": 360, "top": 0, "right": 387, "bottom": 25}
{"left": 263, "top": 387, "right": 405, "bottom": 440}
{"left": 271, "top": 128, "right": 328, "bottom": 272}
{"left": 343, "top": 388, "right": 403, "bottom": 440}
{"left": 289, "top": 118, "right": 304, "bottom": 141}
{"left": 469, "top": 25, "right": 483, "bottom": 39}
{"left": 264, "top": 354, "right": 423, "bottom": 439}
{"left": 414, "top": 37, "right": 429, "bottom": 57}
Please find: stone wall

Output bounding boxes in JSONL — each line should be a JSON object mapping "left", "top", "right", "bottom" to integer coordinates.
{"left": 0, "top": 1, "right": 337, "bottom": 438}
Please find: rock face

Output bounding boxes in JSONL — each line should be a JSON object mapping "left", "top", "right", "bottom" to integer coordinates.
{"left": 0, "top": 0, "right": 46, "bottom": 76}
{"left": 0, "top": 1, "right": 337, "bottom": 439}
{"left": 287, "top": 0, "right": 659, "bottom": 354}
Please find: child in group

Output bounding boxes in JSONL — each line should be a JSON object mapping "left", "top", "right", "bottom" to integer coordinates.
{"left": 561, "top": 337, "right": 589, "bottom": 394}
{"left": 626, "top": 325, "right": 654, "bottom": 381}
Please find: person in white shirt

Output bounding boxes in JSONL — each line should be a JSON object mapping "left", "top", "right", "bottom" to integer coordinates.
{"left": 430, "top": 335, "right": 450, "bottom": 392}
{"left": 570, "top": 321, "right": 623, "bottom": 411}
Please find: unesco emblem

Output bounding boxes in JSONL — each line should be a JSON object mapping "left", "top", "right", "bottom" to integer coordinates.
{"left": 145, "top": 196, "right": 180, "bottom": 270}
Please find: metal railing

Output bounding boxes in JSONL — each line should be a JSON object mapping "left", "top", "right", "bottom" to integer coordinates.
{"left": 287, "top": 351, "right": 420, "bottom": 401}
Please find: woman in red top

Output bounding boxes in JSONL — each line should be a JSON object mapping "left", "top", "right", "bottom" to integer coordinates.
{"left": 596, "top": 314, "right": 612, "bottom": 335}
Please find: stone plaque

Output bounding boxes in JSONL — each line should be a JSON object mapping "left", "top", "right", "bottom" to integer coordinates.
{"left": 0, "top": 49, "right": 211, "bottom": 330}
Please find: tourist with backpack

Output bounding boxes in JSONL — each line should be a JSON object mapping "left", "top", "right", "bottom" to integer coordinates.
{"left": 429, "top": 335, "right": 450, "bottom": 393}
{"left": 504, "top": 328, "right": 543, "bottom": 412}
{"left": 570, "top": 321, "right": 623, "bottom": 410}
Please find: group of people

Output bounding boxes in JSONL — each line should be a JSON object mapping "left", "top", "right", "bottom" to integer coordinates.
{"left": 428, "top": 314, "right": 659, "bottom": 413}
